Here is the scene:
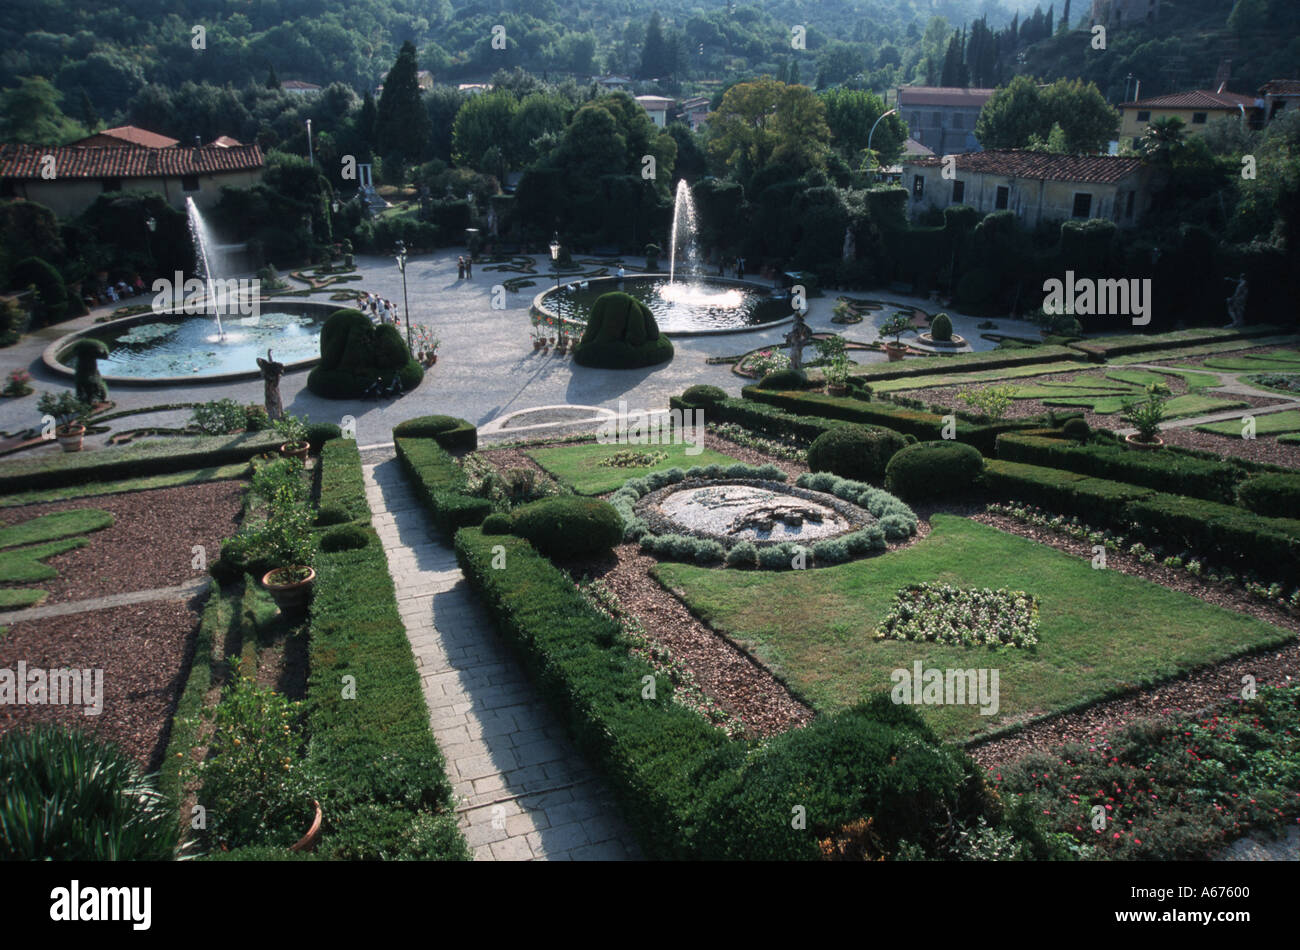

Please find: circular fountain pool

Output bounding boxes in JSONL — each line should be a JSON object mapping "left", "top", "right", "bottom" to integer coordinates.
{"left": 536, "top": 275, "right": 794, "bottom": 335}
{"left": 45, "top": 301, "right": 335, "bottom": 384}
{"left": 636, "top": 479, "right": 874, "bottom": 546}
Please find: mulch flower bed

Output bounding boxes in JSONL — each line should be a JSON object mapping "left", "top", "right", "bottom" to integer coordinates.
{"left": 0, "top": 598, "right": 205, "bottom": 770}
{"left": 0, "top": 481, "right": 244, "bottom": 605}
{"left": 1154, "top": 425, "right": 1300, "bottom": 469}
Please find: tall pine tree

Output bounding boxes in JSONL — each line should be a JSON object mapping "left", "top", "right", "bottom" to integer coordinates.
{"left": 375, "top": 41, "right": 433, "bottom": 166}
{"left": 638, "top": 13, "right": 673, "bottom": 80}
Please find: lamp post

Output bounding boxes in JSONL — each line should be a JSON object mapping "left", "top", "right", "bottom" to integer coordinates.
{"left": 867, "top": 108, "right": 897, "bottom": 180}
{"left": 395, "top": 240, "right": 412, "bottom": 355}
{"left": 306, "top": 118, "right": 313, "bottom": 167}
{"left": 549, "top": 233, "right": 561, "bottom": 289}
{"left": 329, "top": 198, "right": 339, "bottom": 243}
{"left": 144, "top": 215, "right": 157, "bottom": 269}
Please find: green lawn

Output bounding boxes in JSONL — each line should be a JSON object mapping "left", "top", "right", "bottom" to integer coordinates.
{"left": 1197, "top": 409, "right": 1300, "bottom": 438}
{"left": 0, "top": 464, "right": 249, "bottom": 508}
{"left": 0, "top": 589, "right": 46, "bottom": 609}
{"left": 653, "top": 515, "right": 1291, "bottom": 742}
{"left": 876, "top": 360, "right": 1087, "bottom": 394}
{"left": 1202, "top": 350, "right": 1300, "bottom": 372}
{"left": 527, "top": 441, "right": 746, "bottom": 495}
{"left": 0, "top": 537, "right": 87, "bottom": 583}
{"left": 1008, "top": 368, "right": 1232, "bottom": 415}
{"left": 0, "top": 509, "right": 114, "bottom": 549}
{"left": 1107, "top": 336, "right": 1300, "bottom": 365}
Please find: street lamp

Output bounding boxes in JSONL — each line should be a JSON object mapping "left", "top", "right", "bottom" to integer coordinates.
{"left": 395, "top": 240, "right": 412, "bottom": 355}
{"left": 867, "top": 108, "right": 898, "bottom": 180}
{"left": 549, "top": 233, "right": 561, "bottom": 289}
{"left": 306, "top": 118, "right": 314, "bottom": 166}
{"left": 144, "top": 215, "right": 157, "bottom": 269}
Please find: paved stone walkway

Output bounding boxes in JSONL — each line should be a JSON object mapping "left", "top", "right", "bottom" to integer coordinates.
{"left": 0, "top": 577, "right": 209, "bottom": 626}
{"left": 361, "top": 447, "right": 640, "bottom": 861}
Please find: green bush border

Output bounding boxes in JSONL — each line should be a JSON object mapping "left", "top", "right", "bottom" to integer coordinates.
{"left": 394, "top": 436, "right": 491, "bottom": 536}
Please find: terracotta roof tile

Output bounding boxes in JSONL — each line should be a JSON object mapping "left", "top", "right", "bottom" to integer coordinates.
{"left": 897, "top": 86, "right": 996, "bottom": 107}
{"left": 1120, "top": 89, "right": 1258, "bottom": 110}
{"left": 73, "top": 125, "right": 179, "bottom": 148}
{"left": 902, "top": 149, "right": 1144, "bottom": 185}
{"left": 0, "top": 143, "right": 264, "bottom": 179}
{"left": 1261, "top": 79, "right": 1300, "bottom": 96}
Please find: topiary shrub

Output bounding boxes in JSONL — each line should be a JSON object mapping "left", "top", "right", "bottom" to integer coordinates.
{"left": 307, "top": 308, "right": 421, "bottom": 398}
{"left": 681, "top": 384, "right": 728, "bottom": 406}
{"left": 392, "top": 415, "right": 477, "bottom": 450}
{"left": 14, "top": 256, "right": 68, "bottom": 325}
{"left": 929, "top": 313, "right": 953, "bottom": 342}
{"left": 69, "top": 338, "right": 109, "bottom": 404}
{"left": 319, "top": 523, "right": 371, "bottom": 552}
{"left": 481, "top": 513, "right": 512, "bottom": 535}
{"left": 884, "top": 440, "right": 985, "bottom": 501}
{"left": 509, "top": 495, "right": 623, "bottom": 559}
{"left": 724, "top": 540, "right": 758, "bottom": 567}
{"left": 305, "top": 421, "right": 342, "bottom": 453}
{"left": 1236, "top": 472, "right": 1300, "bottom": 517}
{"left": 807, "top": 423, "right": 907, "bottom": 482}
{"left": 1061, "top": 418, "right": 1090, "bottom": 443}
{"left": 758, "top": 368, "right": 808, "bottom": 390}
{"left": 572, "top": 292, "right": 673, "bottom": 369}
{"left": 315, "top": 505, "right": 352, "bottom": 526}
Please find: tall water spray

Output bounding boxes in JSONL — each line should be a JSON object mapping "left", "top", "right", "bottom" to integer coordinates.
{"left": 186, "top": 197, "right": 225, "bottom": 340}
{"left": 668, "top": 179, "right": 701, "bottom": 283}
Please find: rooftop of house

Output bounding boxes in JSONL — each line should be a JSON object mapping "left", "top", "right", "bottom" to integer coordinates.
{"left": 1260, "top": 79, "right": 1300, "bottom": 96}
{"left": 0, "top": 143, "right": 265, "bottom": 180}
{"left": 1119, "top": 88, "right": 1259, "bottom": 110}
{"left": 281, "top": 80, "right": 322, "bottom": 91}
{"left": 71, "top": 125, "right": 179, "bottom": 149}
{"left": 897, "top": 86, "right": 997, "bottom": 107}
{"left": 903, "top": 149, "right": 1145, "bottom": 185}
{"left": 635, "top": 95, "right": 675, "bottom": 108}
{"left": 902, "top": 137, "right": 935, "bottom": 157}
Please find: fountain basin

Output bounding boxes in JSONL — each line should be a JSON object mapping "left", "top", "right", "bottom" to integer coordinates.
{"left": 635, "top": 478, "right": 875, "bottom": 547}
{"left": 43, "top": 300, "right": 337, "bottom": 386}
{"left": 533, "top": 275, "right": 795, "bottom": 336}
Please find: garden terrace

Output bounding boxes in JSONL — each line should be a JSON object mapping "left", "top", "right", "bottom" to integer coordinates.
{"left": 1066, "top": 325, "right": 1288, "bottom": 363}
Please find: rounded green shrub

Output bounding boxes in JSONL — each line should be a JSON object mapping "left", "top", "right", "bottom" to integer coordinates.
{"left": 929, "top": 313, "right": 953, "bottom": 342}
{"left": 572, "top": 292, "right": 673, "bottom": 369}
{"left": 724, "top": 540, "right": 758, "bottom": 567}
{"left": 758, "top": 368, "right": 808, "bottom": 390}
{"left": 509, "top": 496, "right": 623, "bottom": 559}
{"left": 1061, "top": 418, "right": 1090, "bottom": 442}
{"left": 314, "top": 505, "right": 352, "bottom": 527}
{"left": 307, "top": 308, "right": 421, "bottom": 398}
{"left": 481, "top": 513, "right": 512, "bottom": 534}
{"left": 807, "top": 423, "right": 907, "bottom": 482}
{"left": 1236, "top": 473, "right": 1300, "bottom": 517}
{"left": 305, "top": 421, "right": 342, "bottom": 453}
{"left": 884, "top": 440, "right": 985, "bottom": 500}
{"left": 320, "top": 523, "right": 371, "bottom": 552}
{"left": 682, "top": 384, "right": 727, "bottom": 406}
{"left": 392, "top": 414, "right": 476, "bottom": 450}
{"left": 14, "top": 256, "right": 68, "bottom": 325}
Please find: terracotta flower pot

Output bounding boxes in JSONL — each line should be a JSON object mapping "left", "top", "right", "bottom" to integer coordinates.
{"left": 533, "top": 339, "right": 544, "bottom": 350}
{"left": 1125, "top": 433, "right": 1164, "bottom": 451}
{"left": 262, "top": 566, "right": 316, "bottom": 615}
{"left": 290, "top": 800, "right": 324, "bottom": 853}
{"left": 884, "top": 343, "right": 907, "bottom": 362}
{"left": 280, "top": 441, "right": 310, "bottom": 461}
{"left": 826, "top": 383, "right": 848, "bottom": 396}
{"left": 57, "top": 424, "right": 86, "bottom": 453}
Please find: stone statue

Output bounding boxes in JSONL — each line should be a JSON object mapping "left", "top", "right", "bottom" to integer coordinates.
{"left": 842, "top": 226, "right": 856, "bottom": 262}
{"left": 257, "top": 348, "right": 285, "bottom": 421}
{"left": 785, "top": 311, "right": 813, "bottom": 371}
{"left": 1225, "top": 274, "right": 1248, "bottom": 328}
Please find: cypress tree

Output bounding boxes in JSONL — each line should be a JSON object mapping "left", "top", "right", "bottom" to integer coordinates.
{"left": 376, "top": 41, "right": 433, "bottom": 165}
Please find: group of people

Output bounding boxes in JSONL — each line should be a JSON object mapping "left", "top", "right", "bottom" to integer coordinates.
{"left": 357, "top": 291, "right": 401, "bottom": 326}
{"left": 457, "top": 256, "right": 473, "bottom": 279}
{"left": 717, "top": 256, "right": 747, "bottom": 280}
{"left": 86, "top": 274, "right": 147, "bottom": 307}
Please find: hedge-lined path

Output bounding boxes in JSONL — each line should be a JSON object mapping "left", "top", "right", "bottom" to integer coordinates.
{"left": 360, "top": 445, "right": 640, "bottom": 861}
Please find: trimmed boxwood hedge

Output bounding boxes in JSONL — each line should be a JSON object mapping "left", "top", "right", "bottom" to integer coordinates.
{"left": 671, "top": 391, "right": 836, "bottom": 443}
{"left": 845, "top": 345, "right": 1084, "bottom": 382}
{"left": 0, "top": 431, "right": 281, "bottom": 494}
{"left": 391, "top": 415, "right": 477, "bottom": 451}
{"left": 807, "top": 423, "right": 907, "bottom": 482}
{"left": 454, "top": 528, "right": 996, "bottom": 858}
{"left": 742, "top": 386, "right": 1037, "bottom": 456}
{"left": 394, "top": 436, "right": 491, "bottom": 536}
{"left": 995, "top": 432, "right": 1244, "bottom": 505}
{"left": 983, "top": 459, "right": 1157, "bottom": 522}
{"left": 304, "top": 438, "right": 469, "bottom": 860}
{"left": 884, "top": 440, "right": 985, "bottom": 501}
{"left": 1236, "top": 472, "right": 1300, "bottom": 518}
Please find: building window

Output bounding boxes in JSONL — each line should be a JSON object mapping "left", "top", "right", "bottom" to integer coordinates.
{"left": 1072, "top": 193, "right": 1093, "bottom": 218}
{"left": 931, "top": 111, "right": 942, "bottom": 128}
{"left": 1191, "top": 112, "right": 1207, "bottom": 124}
{"left": 182, "top": 175, "right": 200, "bottom": 192}
{"left": 912, "top": 174, "right": 925, "bottom": 199}
{"left": 1136, "top": 110, "right": 1150, "bottom": 122}
{"left": 995, "top": 185, "right": 1009, "bottom": 210}
{"left": 1126, "top": 190, "right": 1136, "bottom": 219}
{"left": 101, "top": 178, "right": 121, "bottom": 193}
{"left": 952, "top": 180, "right": 965, "bottom": 203}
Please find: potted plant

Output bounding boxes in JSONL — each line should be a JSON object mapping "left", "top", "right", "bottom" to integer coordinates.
{"left": 3, "top": 369, "right": 33, "bottom": 398}
{"left": 262, "top": 564, "right": 317, "bottom": 615}
{"left": 877, "top": 313, "right": 917, "bottom": 362}
{"left": 37, "top": 391, "right": 92, "bottom": 452}
{"left": 555, "top": 328, "right": 568, "bottom": 355}
{"left": 1121, "top": 384, "right": 1170, "bottom": 450}
{"left": 816, "top": 335, "right": 852, "bottom": 395}
{"left": 273, "top": 413, "right": 310, "bottom": 460}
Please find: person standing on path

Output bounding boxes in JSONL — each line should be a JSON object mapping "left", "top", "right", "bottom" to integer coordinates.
{"left": 465, "top": 256, "right": 473, "bottom": 279}
{"left": 457, "top": 256, "right": 465, "bottom": 279}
